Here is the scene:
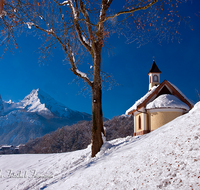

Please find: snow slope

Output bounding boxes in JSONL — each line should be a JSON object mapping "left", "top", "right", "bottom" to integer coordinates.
{"left": 0, "top": 102, "right": 200, "bottom": 189}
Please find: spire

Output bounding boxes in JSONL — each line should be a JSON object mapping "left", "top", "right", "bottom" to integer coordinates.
{"left": 148, "top": 61, "right": 161, "bottom": 91}
{"left": 148, "top": 61, "right": 161, "bottom": 75}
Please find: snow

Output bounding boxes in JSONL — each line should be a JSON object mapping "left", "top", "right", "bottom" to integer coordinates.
{"left": 72, "top": 52, "right": 75, "bottom": 62}
{"left": 26, "top": 22, "right": 34, "bottom": 29}
{"left": 1, "top": 145, "right": 12, "bottom": 148}
{"left": 21, "top": 89, "right": 74, "bottom": 118}
{"left": 0, "top": 89, "right": 92, "bottom": 145}
{"left": 83, "top": 35, "right": 92, "bottom": 46}
{"left": 125, "top": 85, "right": 158, "bottom": 115}
{"left": 7, "top": 100, "right": 13, "bottom": 104}
{"left": 125, "top": 81, "right": 194, "bottom": 115}
{"left": 2, "top": 101, "right": 24, "bottom": 115}
{"left": 76, "top": 69, "right": 88, "bottom": 79}
{"left": 0, "top": 88, "right": 91, "bottom": 123}
{"left": 0, "top": 10, "right": 7, "bottom": 18}
{"left": 21, "top": 89, "right": 52, "bottom": 115}
{"left": 146, "top": 94, "right": 190, "bottom": 111}
{"left": 100, "top": 5, "right": 103, "bottom": 18}
{"left": 67, "top": 0, "right": 77, "bottom": 19}
{"left": 60, "top": 0, "right": 79, "bottom": 21}
{"left": 46, "top": 29, "right": 54, "bottom": 33}
{"left": 0, "top": 102, "right": 200, "bottom": 189}
{"left": 1, "top": 88, "right": 81, "bottom": 118}
{"left": 82, "top": 35, "right": 90, "bottom": 46}
{"left": 0, "top": 110, "right": 41, "bottom": 126}
{"left": 60, "top": 1, "right": 69, "bottom": 6}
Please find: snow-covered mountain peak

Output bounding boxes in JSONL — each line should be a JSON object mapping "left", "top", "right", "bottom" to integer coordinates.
{"left": 6, "top": 100, "right": 14, "bottom": 104}
{"left": 21, "top": 88, "right": 80, "bottom": 118}
{"left": 22, "top": 88, "right": 39, "bottom": 105}
{"left": 1, "top": 89, "right": 91, "bottom": 120}
{"left": 22, "top": 88, "right": 45, "bottom": 104}
{"left": 0, "top": 89, "right": 92, "bottom": 145}
{"left": 21, "top": 88, "right": 52, "bottom": 116}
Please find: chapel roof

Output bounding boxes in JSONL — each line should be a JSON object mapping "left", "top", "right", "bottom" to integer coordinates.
{"left": 146, "top": 94, "right": 190, "bottom": 111}
{"left": 148, "top": 61, "right": 161, "bottom": 74}
{"left": 125, "top": 80, "right": 194, "bottom": 115}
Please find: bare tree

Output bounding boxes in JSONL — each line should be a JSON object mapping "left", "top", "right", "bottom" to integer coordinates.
{"left": 0, "top": 0, "right": 3, "bottom": 14}
{"left": 0, "top": 0, "right": 190, "bottom": 157}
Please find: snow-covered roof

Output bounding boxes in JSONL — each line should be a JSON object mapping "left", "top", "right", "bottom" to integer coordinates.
{"left": 1, "top": 145, "right": 13, "bottom": 148}
{"left": 146, "top": 94, "right": 190, "bottom": 110}
{"left": 125, "top": 85, "right": 158, "bottom": 115}
{"left": 125, "top": 80, "right": 193, "bottom": 115}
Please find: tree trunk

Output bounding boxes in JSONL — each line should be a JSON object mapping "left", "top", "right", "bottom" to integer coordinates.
{"left": 91, "top": 49, "right": 105, "bottom": 157}
{"left": 0, "top": 0, "right": 3, "bottom": 14}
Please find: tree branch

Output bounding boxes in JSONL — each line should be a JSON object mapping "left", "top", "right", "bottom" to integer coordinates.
{"left": 100, "top": 0, "right": 158, "bottom": 24}
{"left": 66, "top": 0, "right": 92, "bottom": 53}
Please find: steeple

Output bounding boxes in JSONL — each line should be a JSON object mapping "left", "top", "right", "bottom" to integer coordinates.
{"left": 148, "top": 61, "right": 161, "bottom": 90}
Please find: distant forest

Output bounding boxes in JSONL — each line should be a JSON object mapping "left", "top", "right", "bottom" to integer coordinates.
{"left": 20, "top": 115, "right": 134, "bottom": 154}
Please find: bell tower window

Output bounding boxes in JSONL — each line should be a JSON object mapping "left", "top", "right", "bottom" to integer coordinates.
{"left": 153, "top": 75, "right": 158, "bottom": 82}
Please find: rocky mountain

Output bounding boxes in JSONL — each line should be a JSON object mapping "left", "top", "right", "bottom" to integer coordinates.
{"left": 0, "top": 89, "right": 92, "bottom": 145}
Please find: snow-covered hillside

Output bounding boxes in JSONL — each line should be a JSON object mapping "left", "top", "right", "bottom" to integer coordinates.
{"left": 0, "top": 102, "right": 200, "bottom": 190}
{"left": 0, "top": 89, "right": 92, "bottom": 145}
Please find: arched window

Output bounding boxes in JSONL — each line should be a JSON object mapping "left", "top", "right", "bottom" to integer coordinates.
{"left": 153, "top": 75, "right": 158, "bottom": 82}
{"left": 138, "top": 116, "right": 141, "bottom": 130}
{"left": 149, "top": 76, "right": 151, "bottom": 83}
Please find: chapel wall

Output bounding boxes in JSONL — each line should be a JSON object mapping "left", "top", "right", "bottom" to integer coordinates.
{"left": 135, "top": 113, "right": 144, "bottom": 133}
{"left": 148, "top": 110, "right": 183, "bottom": 131}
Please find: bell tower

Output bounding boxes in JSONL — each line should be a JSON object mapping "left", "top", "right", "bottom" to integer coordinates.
{"left": 148, "top": 61, "right": 161, "bottom": 91}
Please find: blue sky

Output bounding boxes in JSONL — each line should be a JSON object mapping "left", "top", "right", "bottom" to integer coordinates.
{"left": 0, "top": 1, "right": 200, "bottom": 119}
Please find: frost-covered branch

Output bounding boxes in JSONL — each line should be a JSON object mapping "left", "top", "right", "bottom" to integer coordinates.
{"left": 60, "top": 0, "right": 70, "bottom": 6}
{"left": 70, "top": 66, "right": 93, "bottom": 88}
